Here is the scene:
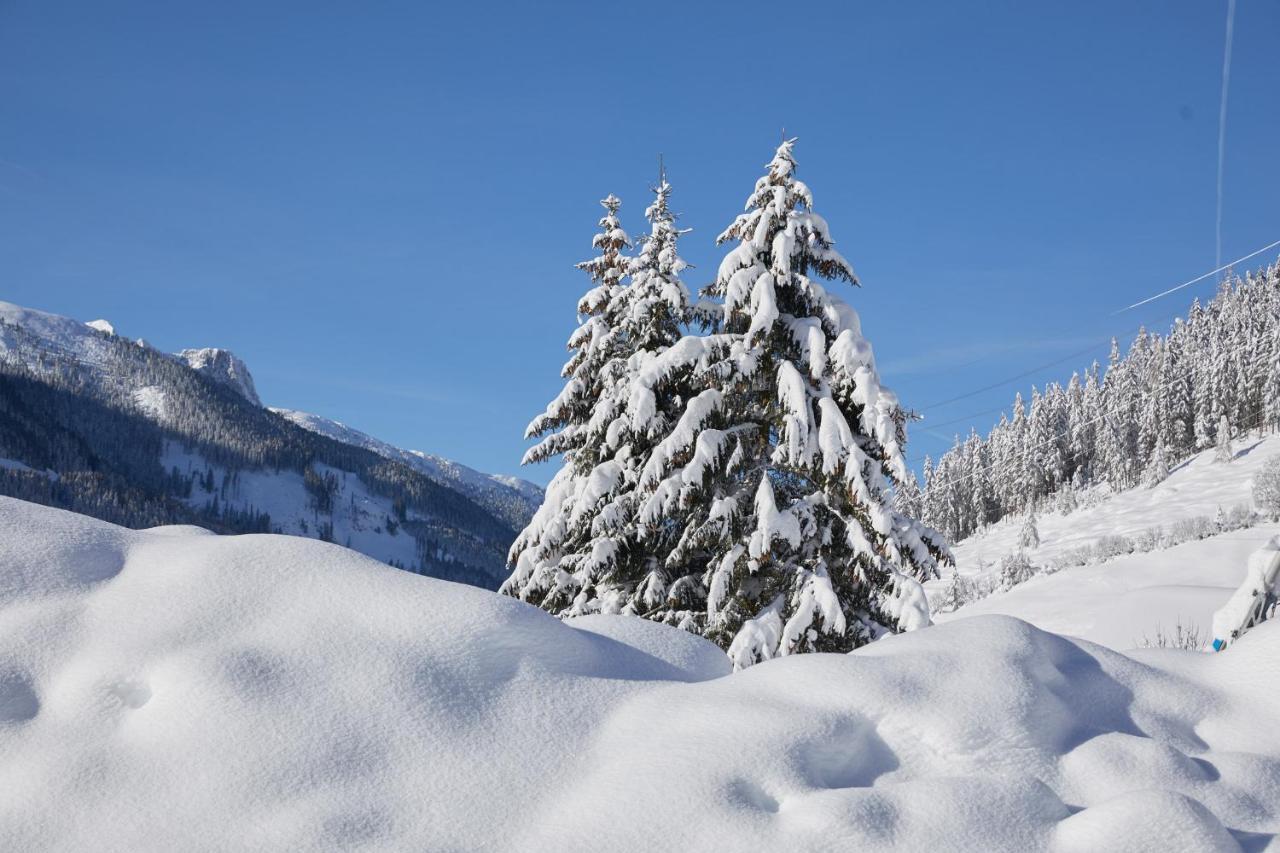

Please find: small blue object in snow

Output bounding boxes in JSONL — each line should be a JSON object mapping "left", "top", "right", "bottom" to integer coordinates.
{"left": 1212, "top": 638, "right": 1225, "bottom": 652}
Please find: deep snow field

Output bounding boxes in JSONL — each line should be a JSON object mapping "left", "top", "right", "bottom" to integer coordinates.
{"left": 1, "top": 497, "right": 1278, "bottom": 852}
{"left": 935, "top": 432, "right": 1280, "bottom": 650}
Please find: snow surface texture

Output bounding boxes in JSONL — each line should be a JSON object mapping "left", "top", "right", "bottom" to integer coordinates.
{"left": 1, "top": 496, "right": 1276, "bottom": 852}
{"left": 939, "top": 434, "right": 1280, "bottom": 649}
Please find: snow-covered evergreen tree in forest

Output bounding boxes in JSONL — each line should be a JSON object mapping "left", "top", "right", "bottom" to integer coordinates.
{"left": 1018, "top": 505, "right": 1039, "bottom": 550}
{"left": 631, "top": 139, "right": 949, "bottom": 668}
{"left": 920, "top": 260, "right": 1280, "bottom": 545}
{"left": 1143, "top": 438, "right": 1170, "bottom": 488}
{"left": 1215, "top": 413, "right": 1234, "bottom": 464}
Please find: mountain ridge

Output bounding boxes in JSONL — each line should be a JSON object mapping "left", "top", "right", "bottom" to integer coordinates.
{"left": 0, "top": 298, "right": 537, "bottom": 586}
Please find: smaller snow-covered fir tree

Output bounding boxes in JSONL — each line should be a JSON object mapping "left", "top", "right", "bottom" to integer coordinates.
{"left": 1215, "top": 414, "right": 1234, "bottom": 464}
{"left": 502, "top": 194, "right": 634, "bottom": 613}
{"left": 1018, "top": 506, "right": 1040, "bottom": 550}
{"left": 1054, "top": 482, "right": 1077, "bottom": 516}
{"left": 504, "top": 177, "right": 699, "bottom": 621}
{"left": 940, "top": 570, "right": 969, "bottom": 613}
{"left": 1143, "top": 439, "right": 1170, "bottom": 488}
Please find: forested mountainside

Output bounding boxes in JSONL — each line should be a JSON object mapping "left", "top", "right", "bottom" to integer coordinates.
{"left": 921, "top": 260, "right": 1280, "bottom": 543}
{"left": 272, "top": 407, "right": 542, "bottom": 532}
{"left": 0, "top": 300, "right": 530, "bottom": 588}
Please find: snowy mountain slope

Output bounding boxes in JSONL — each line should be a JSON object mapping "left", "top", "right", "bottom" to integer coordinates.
{"left": 0, "top": 299, "right": 120, "bottom": 370}
{"left": 0, "top": 299, "right": 522, "bottom": 585}
{"left": 272, "top": 408, "right": 540, "bottom": 531}
{"left": 0, "top": 301, "right": 257, "bottom": 403}
{"left": 0, "top": 299, "right": 535, "bottom": 522}
{"left": 0, "top": 497, "right": 1276, "bottom": 852}
{"left": 935, "top": 432, "right": 1280, "bottom": 649}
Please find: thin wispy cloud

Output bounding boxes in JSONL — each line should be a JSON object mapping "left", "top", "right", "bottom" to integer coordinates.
{"left": 878, "top": 336, "right": 1102, "bottom": 377}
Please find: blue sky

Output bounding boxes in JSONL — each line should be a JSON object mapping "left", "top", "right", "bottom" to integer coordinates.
{"left": 2, "top": 1, "right": 1277, "bottom": 485}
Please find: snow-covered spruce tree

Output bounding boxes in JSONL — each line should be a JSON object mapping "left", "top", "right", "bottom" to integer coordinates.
{"left": 591, "top": 173, "right": 699, "bottom": 619}
{"left": 632, "top": 140, "right": 949, "bottom": 668}
{"left": 1018, "top": 505, "right": 1039, "bottom": 550}
{"left": 1215, "top": 413, "right": 1234, "bottom": 464}
{"left": 503, "top": 180, "right": 698, "bottom": 619}
{"left": 1143, "top": 437, "right": 1170, "bottom": 488}
{"left": 500, "top": 194, "right": 636, "bottom": 612}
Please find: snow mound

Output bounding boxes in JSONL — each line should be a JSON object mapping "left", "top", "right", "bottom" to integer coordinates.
{"left": 0, "top": 497, "right": 1276, "bottom": 851}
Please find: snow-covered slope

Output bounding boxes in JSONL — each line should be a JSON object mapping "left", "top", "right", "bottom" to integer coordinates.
{"left": 0, "top": 299, "right": 533, "bottom": 512}
{"left": 1, "top": 496, "right": 1277, "bottom": 852}
{"left": 0, "top": 299, "right": 534, "bottom": 584}
{"left": 273, "top": 408, "right": 540, "bottom": 530}
{"left": 0, "top": 301, "right": 260, "bottom": 400}
{"left": 937, "top": 433, "right": 1280, "bottom": 649}
{"left": 0, "top": 299, "right": 120, "bottom": 368}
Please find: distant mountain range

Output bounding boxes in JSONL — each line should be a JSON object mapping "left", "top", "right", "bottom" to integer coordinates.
{"left": 0, "top": 299, "right": 540, "bottom": 588}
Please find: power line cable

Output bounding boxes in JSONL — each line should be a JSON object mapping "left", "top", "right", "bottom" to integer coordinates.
{"left": 1113, "top": 238, "right": 1280, "bottom": 314}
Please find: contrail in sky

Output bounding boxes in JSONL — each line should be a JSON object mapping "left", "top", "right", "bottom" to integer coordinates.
{"left": 1216, "top": 0, "right": 1236, "bottom": 270}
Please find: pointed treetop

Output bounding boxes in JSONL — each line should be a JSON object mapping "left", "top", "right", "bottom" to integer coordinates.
{"left": 576, "top": 194, "right": 631, "bottom": 290}
{"left": 767, "top": 137, "right": 799, "bottom": 183}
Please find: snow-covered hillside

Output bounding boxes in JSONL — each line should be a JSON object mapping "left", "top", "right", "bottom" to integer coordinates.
{"left": 936, "top": 433, "right": 1280, "bottom": 649}
{"left": 1, "top": 496, "right": 1277, "bottom": 851}
{"left": 0, "top": 299, "right": 535, "bottom": 518}
{"left": 0, "top": 301, "right": 257, "bottom": 401}
{"left": 273, "top": 408, "right": 540, "bottom": 530}
{"left": 0, "top": 299, "right": 535, "bottom": 584}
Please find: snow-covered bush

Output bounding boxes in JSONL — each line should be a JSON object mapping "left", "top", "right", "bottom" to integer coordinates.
{"left": 935, "top": 571, "right": 997, "bottom": 612}
{"left": 998, "top": 551, "right": 1037, "bottom": 590}
{"left": 1133, "top": 526, "right": 1163, "bottom": 553}
{"left": 1225, "top": 503, "right": 1257, "bottom": 531}
{"left": 1167, "top": 515, "right": 1217, "bottom": 544}
{"left": 1048, "top": 545, "right": 1094, "bottom": 571}
{"left": 1253, "top": 454, "right": 1280, "bottom": 520}
{"left": 1093, "top": 534, "right": 1134, "bottom": 561}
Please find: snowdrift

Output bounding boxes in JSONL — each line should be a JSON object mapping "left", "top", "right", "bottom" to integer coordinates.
{"left": 0, "top": 497, "right": 1276, "bottom": 852}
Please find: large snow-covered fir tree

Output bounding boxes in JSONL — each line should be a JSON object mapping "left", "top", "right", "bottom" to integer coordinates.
{"left": 630, "top": 139, "right": 950, "bottom": 667}
{"left": 502, "top": 179, "right": 697, "bottom": 618}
